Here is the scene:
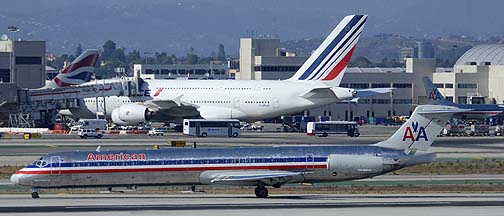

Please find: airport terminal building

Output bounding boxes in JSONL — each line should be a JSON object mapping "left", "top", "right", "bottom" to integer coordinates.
{"left": 238, "top": 38, "right": 504, "bottom": 121}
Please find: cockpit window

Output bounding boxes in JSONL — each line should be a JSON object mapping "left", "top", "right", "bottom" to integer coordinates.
{"left": 32, "top": 160, "right": 48, "bottom": 167}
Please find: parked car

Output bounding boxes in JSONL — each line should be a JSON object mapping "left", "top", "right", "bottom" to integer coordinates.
{"left": 495, "top": 125, "right": 504, "bottom": 136}
{"left": 78, "top": 129, "right": 103, "bottom": 139}
{"left": 148, "top": 128, "right": 165, "bottom": 136}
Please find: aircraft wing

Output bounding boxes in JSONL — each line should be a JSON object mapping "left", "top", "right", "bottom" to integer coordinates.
{"left": 145, "top": 94, "right": 195, "bottom": 111}
{"left": 200, "top": 170, "right": 305, "bottom": 186}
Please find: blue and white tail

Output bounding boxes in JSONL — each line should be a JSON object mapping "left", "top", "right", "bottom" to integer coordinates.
{"left": 287, "top": 15, "right": 367, "bottom": 85}
{"left": 44, "top": 49, "right": 100, "bottom": 88}
{"left": 423, "top": 76, "right": 454, "bottom": 105}
{"left": 375, "top": 105, "right": 464, "bottom": 153}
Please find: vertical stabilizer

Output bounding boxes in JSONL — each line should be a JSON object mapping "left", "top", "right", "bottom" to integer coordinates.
{"left": 287, "top": 15, "right": 367, "bottom": 86}
{"left": 44, "top": 49, "right": 100, "bottom": 88}
{"left": 423, "top": 76, "right": 454, "bottom": 105}
{"left": 375, "top": 105, "right": 463, "bottom": 153}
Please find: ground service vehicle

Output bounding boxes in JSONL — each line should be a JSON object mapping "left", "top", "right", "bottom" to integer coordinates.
{"left": 183, "top": 119, "right": 240, "bottom": 137}
{"left": 306, "top": 121, "right": 360, "bottom": 137}
{"left": 78, "top": 129, "right": 103, "bottom": 139}
{"left": 148, "top": 128, "right": 164, "bottom": 136}
{"left": 72, "top": 119, "right": 107, "bottom": 131}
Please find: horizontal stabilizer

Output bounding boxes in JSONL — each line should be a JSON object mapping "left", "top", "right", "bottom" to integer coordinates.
{"left": 299, "top": 86, "right": 337, "bottom": 99}
{"left": 355, "top": 88, "right": 394, "bottom": 98}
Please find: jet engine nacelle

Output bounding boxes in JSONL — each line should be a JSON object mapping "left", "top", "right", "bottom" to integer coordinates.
{"left": 332, "top": 87, "right": 356, "bottom": 101}
{"left": 111, "top": 104, "right": 152, "bottom": 126}
{"left": 327, "top": 154, "right": 383, "bottom": 174}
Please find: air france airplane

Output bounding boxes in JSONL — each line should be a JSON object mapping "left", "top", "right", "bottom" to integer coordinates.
{"left": 423, "top": 76, "right": 504, "bottom": 119}
{"left": 12, "top": 105, "right": 464, "bottom": 198}
{"left": 55, "top": 15, "right": 390, "bottom": 125}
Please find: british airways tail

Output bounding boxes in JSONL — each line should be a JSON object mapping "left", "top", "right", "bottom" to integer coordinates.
{"left": 44, "top": 49, "right": 100, "bottom": 88}
{"left": 287, "top": 15, "right": 367, "bottom": 85}
{"left": 423, "top": 76, "right": 454, "bottom": 105}
{"left": 375, "top": 105, "right": 465, "bottom": 153}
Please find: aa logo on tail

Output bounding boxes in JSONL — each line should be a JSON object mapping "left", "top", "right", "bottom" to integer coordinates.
{"left": 402, "top": 121, "right": 428, "bottom": 142}
{"left": 428, "top": 90, "right": 443, "bottom": 100}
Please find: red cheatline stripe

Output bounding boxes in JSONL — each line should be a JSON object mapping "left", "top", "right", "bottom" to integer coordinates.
{"left": 16, "top": 164, "right": 328, "bottom": 175}
{"left": 153, "top": 88, "right": 163, "bottom": 96}
{"left": 61, "top": 54, "right": 99, "bottom": 74}
{"left": 322, "top": 46, "right": 356, "bottom": 81}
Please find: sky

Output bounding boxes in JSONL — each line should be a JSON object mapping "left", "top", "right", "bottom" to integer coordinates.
{"left": 0, "top": 0, "right": 502, "bottom": 55}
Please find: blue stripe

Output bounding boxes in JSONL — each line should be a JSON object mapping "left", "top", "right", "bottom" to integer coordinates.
{"left": 30, "top": 157, "right": 328, "bottom": 169}
{"left": 308, "top": 17, "right": 366, "bottom": 80}
{"left": 298, "top": 15, "right": 363, "bottom": 80}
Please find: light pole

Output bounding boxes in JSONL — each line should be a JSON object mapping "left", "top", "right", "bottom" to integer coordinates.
{"left": 7, "top": 26, "right": 19, "bottom": 83}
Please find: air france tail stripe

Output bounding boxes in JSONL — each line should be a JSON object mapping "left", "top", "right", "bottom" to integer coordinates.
{"left": 307, "top": 17, "right": 366, "bottom": 80}
{"left": 322, "top": 46, "right": 356, "bottom": 80}
{"left": 316, "top": 34, "right": 359, "bottom": 80}
{"left": 298, "top": 15, "right": 363, "bottom": 80}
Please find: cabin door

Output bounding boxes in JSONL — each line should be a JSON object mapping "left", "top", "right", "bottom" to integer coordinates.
{"left": 306, "top": 154, "right": 315, "bottom": 171}
{"left": 233, "top": 97, "right": 240, "bottom": 108}
{"left": 272, "top": 98, "right": 280, "bottom": 108}
{"left": 50, "top": 156, "right": 61, "bottom": 176}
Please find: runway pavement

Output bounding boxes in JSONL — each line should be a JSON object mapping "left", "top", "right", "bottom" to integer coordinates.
{"left": 0, "top": 193, "right": 502, "bottom": 215}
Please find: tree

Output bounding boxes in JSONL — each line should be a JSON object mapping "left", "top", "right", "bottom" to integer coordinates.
{"left": 349, "top": 56, "right": 374, "bottom": 68}
{"left": 75, "top": 44, "right": 83, "bottom": 57}
{"left": 126, "top": 50, "right": 142, "bottom": 64}
{"left": 184, "top": 53, "right": 199, "bottom": 64}
{"left": 111, "top": 48, "right": 126, "bottom": 62}
{"left": 217, "top": 43, "right": 226, "bottom": 62}
{"left": 101, "top": 40, "right": 117, "bottom": 61}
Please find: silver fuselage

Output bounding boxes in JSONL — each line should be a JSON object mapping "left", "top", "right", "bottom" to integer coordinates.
{"left": 11, "top": 145, "right": 433, "bottom": 189}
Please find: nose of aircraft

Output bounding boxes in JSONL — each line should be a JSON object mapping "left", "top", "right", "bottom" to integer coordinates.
{"left": 10, "top": 174, "right": 20, "bottom": 185}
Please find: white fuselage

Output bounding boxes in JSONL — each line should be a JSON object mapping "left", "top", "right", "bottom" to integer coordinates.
{"left": 68, "top": 79, "right": 349, "bottom": 122}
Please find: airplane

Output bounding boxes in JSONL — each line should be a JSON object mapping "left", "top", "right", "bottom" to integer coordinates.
{"left": 44, "top": 49, "right": 100, "bottom": 88}
{"left": 53, "top": 15, "right": 390, "bottom": 125}
{"left": 11, "top": 105, "right": 465, "bottom": 198}
{"left": 423, "top": 76, "right": 504, "bottom": 119}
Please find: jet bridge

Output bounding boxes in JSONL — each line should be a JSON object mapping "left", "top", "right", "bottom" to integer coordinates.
{"left": 14, "top": 79, "right": 140, "bottom": 127}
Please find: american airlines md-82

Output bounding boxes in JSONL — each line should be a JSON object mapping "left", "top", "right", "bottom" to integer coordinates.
{"left": 12, "top": 105, "right": 465, "bottom": 198}
{"left": 52, "top": 15, "right": 388, "bottom": 125}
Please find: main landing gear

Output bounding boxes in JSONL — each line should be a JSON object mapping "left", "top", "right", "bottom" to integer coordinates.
{"left": 31, "top": 187, "right": 39, "bottom": 199}
{"left": 254, "top": 186, "right": 268, "bottom": 198}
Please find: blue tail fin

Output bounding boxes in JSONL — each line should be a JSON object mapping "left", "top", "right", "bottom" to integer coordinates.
{"left": 423, "top": 76, "right": 454, "bottom": 105}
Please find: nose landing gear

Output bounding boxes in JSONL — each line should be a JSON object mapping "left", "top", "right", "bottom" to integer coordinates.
{"left": 254, "top": 186, "right": 269, "bottom": 198}
{"left": 31, "top": 188, "right": 39, "bottom": 199}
